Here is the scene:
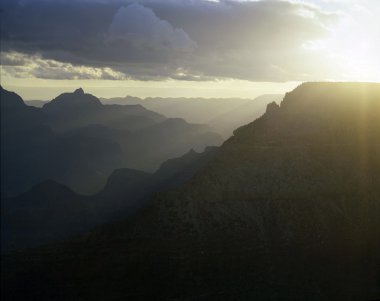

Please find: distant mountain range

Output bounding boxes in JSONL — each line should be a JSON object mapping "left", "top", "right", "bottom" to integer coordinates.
{"left": 43, "top": 88, "right": 165, "bottom": 131}
{"left": 1, "top": 147, "right": 217, "bottom": 251}
{"left": 101, "top": 94, "right": 283, "bottom": 138}
{"left": 3, "top": 82, "right": 380, "bottom": 300}
{"left": 27, "top": 94, "right": 283, "bottom": 138}
{"left": 1, "top": 87, "right": 222, "bottom": 196}
{"left": 23, "top": 100, "right": 47, "bottom": 108}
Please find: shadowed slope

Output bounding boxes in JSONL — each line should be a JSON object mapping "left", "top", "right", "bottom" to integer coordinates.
{"left": 2, "top": 83, "right": 380, "bottom": 300}
{"left": 1, "top": 148, "right": 218, "bottom": 251}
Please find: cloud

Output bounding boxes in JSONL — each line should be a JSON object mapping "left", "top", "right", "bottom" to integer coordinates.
{"left": 1, "top": 52, "right": 126, "bottom": 80}
{"left": 1, "top": 0, "right": 371, "bottom": 81}
{"left": 108, "top": 3, "right": 196, "bottom": 52}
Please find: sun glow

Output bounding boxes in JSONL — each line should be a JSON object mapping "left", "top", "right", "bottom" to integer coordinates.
{"left": 319, "top": 5, "right": 380, "bottom": 81}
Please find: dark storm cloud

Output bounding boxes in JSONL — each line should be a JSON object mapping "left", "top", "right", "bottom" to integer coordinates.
{"left": 0, "top": 0, "right": 338, "bottom": 81}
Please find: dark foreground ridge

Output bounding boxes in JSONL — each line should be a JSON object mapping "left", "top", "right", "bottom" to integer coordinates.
{"left": 2, "top": 82, "right": 380, "bottom": 300}
{"left": 1, "top": 147, "right": 218, "bottom": 251}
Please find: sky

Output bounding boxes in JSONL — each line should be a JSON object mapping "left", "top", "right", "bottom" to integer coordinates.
{"left": 0, "top": 0, "right": 379, "bottom": 100}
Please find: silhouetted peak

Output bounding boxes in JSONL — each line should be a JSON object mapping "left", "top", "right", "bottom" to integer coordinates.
{"left": 34, "top": 179, "right": 70, "bottom": 190}
{"left": 204, "top": 146, "right": 219, "bottom": 153}
{"left": 0, "top": 87, "right": 26, "bottom": 109}
{"left": 43, "top": 89, "right": 102, "bottom": 112}
{"left": 265, "top": 101, "right": 280, "bottom": 114}
{"left": 156, "top": 147, "right": 211, "bottom": 175}
{"left": 74, "top": 88, "right": 85, "bottom": 95}
{"left": 25, "top": 180, "right": 76, "bottom": 198}
{"left": 125, "top": 95, "right": 142, "bottom": 101}
{"left": 101, "top": 168, "right": 151, "bottom": 197}
{"left": 159, "top": 148, "right": 198, "bottom": 164}
{"left": 162, "top": 118, "right": 187, "bottom": 125}
{"left": 104, "top": 168, "right": 151, "bottom": 190}
{"left": 108, "top": 168, "right": 151, "bottom": 182}
{"left": 186, "top": 149, "right": 197, "bottom": 156}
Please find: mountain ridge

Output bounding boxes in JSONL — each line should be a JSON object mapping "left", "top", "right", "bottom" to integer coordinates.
{"left": 1, "top": 147, "right": 218, "bottom": 251}
{"left": 1, "top": 88, "right": 222, "bottom": 196}
{"left": 43, "top": 87, "right": 103, "bottom": 112}
{"left": 102, "top": 94, "right": 283, "bottom": 138}
{"left": 2, "top": 82, "right": 380, "bottom": 300}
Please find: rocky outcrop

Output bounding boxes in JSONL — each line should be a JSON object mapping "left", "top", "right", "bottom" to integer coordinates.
{"left": 265, "top": 101, "right": 280, "bottom": 115}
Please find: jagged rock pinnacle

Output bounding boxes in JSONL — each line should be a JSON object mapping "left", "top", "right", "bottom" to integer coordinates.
{"left": 266, "top": 101, "right": 280, "bottom": 114}
{"left": 74, "top": 88, "right": 84, "bottom": 95}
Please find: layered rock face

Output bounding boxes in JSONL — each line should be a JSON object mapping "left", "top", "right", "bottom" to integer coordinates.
{"left": 2, "top": 83, "right": 380, "bottom": 300}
